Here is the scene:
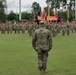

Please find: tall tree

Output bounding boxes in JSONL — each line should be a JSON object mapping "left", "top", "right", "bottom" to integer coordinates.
{"left": 46, "top": 0, "right": 59, "bottom": 9}
{"left": 32, "top": 2, "right": 41, "bottom": 16}
{"left": 22, "top": 11, "right": 32, "bottom": 20}
{"left": 7, "top": 11, "right": 16, "bottom": 21}
{"left": 0, "top": 0, "right": 6, "bottom": 22}
{"left": 44, "top": 6, "right": 54, "bottom": 16}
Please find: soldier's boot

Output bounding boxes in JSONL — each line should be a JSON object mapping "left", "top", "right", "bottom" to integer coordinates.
{"left": 75, "top": 30, "right": 76, "bottom": 33}
{"left": 15, "top": 30, "right": 16, "bottom": 34}
{"left": 18, "top": 30, "right": 20, "bottom": 34}
{"left": 71, "top": 30, "right": 73, "bottom": 33}
{"left": 1, "top": 30, "right": 3, "bottom": 34}
{"left": 43, "top": 69, "right": 47, "bottom": 73}
{"left": 42, "top": 60, "right": 47, "bottom": 73}
{"left": 67, "top": 31, "right": 69, "bottom": 35}
{"left": 39, "top": 67, "right": 43, "bottom": 74}
{"left": 4, "top": 31, "right": 5, "bottom": 34}
{"left": 7, "top": 31, "right": 9, "bottom": 34}
{"left": 10, "top": 31, "right": 12, "bottom": 34}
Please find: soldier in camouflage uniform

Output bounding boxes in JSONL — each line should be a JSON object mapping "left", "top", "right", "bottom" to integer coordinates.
{"left": 17, "top": 23, "right": 21, "bottom": 34}
{"left": 62, "top": 25, "right": 66, "bottom": 36}
{"left": 21, "top": 24, "right": 25, "bottom": 34}
{"left": 1, "top": 24, "right": 6, "bottom": 34}
{"left": 70, "top": 24, "right": 74, "bottom": 33}
{"left": 66, "top": 25, "right": 70, "bottom": 35}
{"left": 6, "top": 22, "right": 9, "bottom": 34}
{"left": 28, "top": 22, "right": 34, "bottom": 36}
{"left": 32, "top": 21, "right": 52, "bottom": 73}
{"left": 52, "top": 25, "right": 56, "bottom": 37}
{"left": 9, "top": 24, "right": 13, "bottom": 34}
{"left": 0, "top": 20, "right": 2, "bottom": 32}
{"left": 74, "top": 25, "right": 76, "bottom": 33}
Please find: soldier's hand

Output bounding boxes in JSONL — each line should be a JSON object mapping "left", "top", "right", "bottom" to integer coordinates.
{"left": 35, "top": 49, "right": 37, "bottom": 52}
{"left": 48, "top": 48, "right": 52, "bottom": 52}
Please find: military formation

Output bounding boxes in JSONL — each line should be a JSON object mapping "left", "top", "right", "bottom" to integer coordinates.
{"left": 0, "top": 21, "right": 76, "bottom": 37}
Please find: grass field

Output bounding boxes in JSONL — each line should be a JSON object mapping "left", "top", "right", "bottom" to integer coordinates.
{"left": 0, "top": 31, "right": 76, "bottom": 75}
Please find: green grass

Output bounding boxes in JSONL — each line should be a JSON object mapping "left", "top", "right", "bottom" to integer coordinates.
{"left": 0, "top": 31, "right": 76, "bottom": 75}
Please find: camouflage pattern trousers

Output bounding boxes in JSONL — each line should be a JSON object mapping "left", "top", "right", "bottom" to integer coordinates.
{"left": 37, "top": 50, "right": 48, "bottom": 70}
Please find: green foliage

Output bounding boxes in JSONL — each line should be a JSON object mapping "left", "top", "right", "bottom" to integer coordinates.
{"left": 21, "top": 11, "right": 32, "bottom": 20}
{"left": 58, "top": 11, "right": 67, "bottom": 22}
{"left": 7, "top": 11, "right": 16, "bottom": 21}
{"left": 6, "top": 11, "right": 32, "bottom": 21}
{"left": 67, "top": 9, "right": 74, "bottom": 22}
{"left": 50, "top": 8, "right": 54, "bottom": 16}
{"left": 46, "top": 0, "right": 60, "bottom": 9}
{"left": 32, "top": 2, "right": 41, "bottom": 16}
{"left": 58, "top": 9, "right": 73, "bottom": 22}
{"left": 0, "top": 1, "right": 6, "bottom": 22}
{"left": 0, "top": 32, "right": 76, "bottom": 75}
{"left": 44, "top": 7, "right": 54, "bottom": 16}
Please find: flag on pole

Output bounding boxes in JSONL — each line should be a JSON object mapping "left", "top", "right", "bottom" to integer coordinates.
{"left": 67, "top": 7, "right": 70, "bottom": 20}
{"left": 41, "top": 9, "right": 46, "bottom": 20}
{"left": 54, "top": 8, "right": 58, "bottom": 18}
{"left": 48, "top": 6, "right": 50, "bottom": 16}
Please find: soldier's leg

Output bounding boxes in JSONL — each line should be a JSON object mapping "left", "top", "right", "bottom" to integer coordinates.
{"left": 3, "top": 29, "right": 5, "bottom": 34}
{"left": 15, "top": 29, "right": 16, "bottom": 34}
{"left": 37, "top": 51, "right": 43, "bottom": 71}
{"left": 42, "top": 51, "right": 48, "bottom": 71}
{"left": 67, "top": 31, "right": 70, "bottom": 35}
{"left": 62, "top": 31, "right": 65, "bottom": 36}
{"left": 75, "top": 28, "right": 76, "bottom": 33}
{"left": 18, "top": 29, "right": 20, "bottom": 34}
{"left": 10, "top": 29, "right": 12, "bottom": 34}
{"left": 7, "top": 29, "right": 9, "bottom": 34}
{"left": 71, "top": 29, "right": 73, "bottom": 33}
{"left": 1, "top": 29, "right": 3, "bottom": 34}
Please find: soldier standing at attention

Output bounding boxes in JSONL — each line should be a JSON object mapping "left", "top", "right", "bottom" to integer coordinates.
{"left": 32, "top": 21, "right": 52, "bottom": 73}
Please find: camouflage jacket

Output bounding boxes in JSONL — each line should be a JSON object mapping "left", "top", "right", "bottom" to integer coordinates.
{"left": 32, "top": 28, "right": 52, "bottom": 52}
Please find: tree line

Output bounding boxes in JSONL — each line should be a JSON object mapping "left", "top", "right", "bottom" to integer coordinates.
{"left": 0, "top": 0, "right": 74, "bottom": 22}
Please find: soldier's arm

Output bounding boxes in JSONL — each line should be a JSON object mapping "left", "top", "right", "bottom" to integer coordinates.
{"left": 48, "top": 31, "right": 52, "bottom": 51}
{"left": 32, "top": 32, "right": 36, "bottom": 51}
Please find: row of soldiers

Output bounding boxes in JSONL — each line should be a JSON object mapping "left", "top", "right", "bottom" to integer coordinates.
{"left": 27, "top": 22, "right": 76, "bottom": 37}
{"left": 0, "top": 22, "right": 39, "bottom": 35}
{"left": 0, "top": 21, "right": 76, "bottom": 37}
{"left": 45, "top": 23, "right": 76, "bottom": 37}
{"left": 0, "top": 23, "right": 27, "bottom": 34}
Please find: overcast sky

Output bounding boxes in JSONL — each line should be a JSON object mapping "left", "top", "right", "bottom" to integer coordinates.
{"left": 7, "top": 0, "right": 47, "bottom": 13}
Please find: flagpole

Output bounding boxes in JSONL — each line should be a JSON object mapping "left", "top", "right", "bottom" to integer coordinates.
{"left": 19, "top": 0, "right": 21, "bottom": 21}
{"left": 75, "top": 0, "right": 76, "bottom": 20}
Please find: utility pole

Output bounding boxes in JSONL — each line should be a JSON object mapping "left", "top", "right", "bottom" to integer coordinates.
{"left": 75, "top": 0, "right": 76, "bottom": 20}
{"left": 19, "top": 0, "right": 21, "bottom": 21}
{"left": 67, "top": 0, "right": 70, "bottom": 23}
{"left": 16, "top": 7, "right": 18, "bottom": 21}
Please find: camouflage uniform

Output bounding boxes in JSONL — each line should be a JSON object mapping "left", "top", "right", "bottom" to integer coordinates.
{"left": 21, "top": 24, "right": 25, "bottom": 34}
{"left": 1, "top": 24, "right": 6, "bottom": 34}
{"left": 52, "top": 26, "right": 56, "bottom": 37}
{"left": 32, "top": 21, "right": 52, "bottom": 72}
{"left": 6, "top": 24, "right": 9, "bottom": 34}
{"left": 74, "top": 25, "right": 76, "bottom": 33}
{"left": 70, "top": 24, "right": 74, "bottom": 33}
{"left": 9, "top": 24, "right": 13, "bottom": 34}
{"left": 62, "top": 25, "right": 66, "bottom": 36}
{"left": 0, "top": 24, "right": 2, "bottom": 32}
{"left": 17, "top": 24, "right": 20, "bottom": 34}
{"left": 28, "top": 23, "right": 34, "bottom": 36}
{"left": 66, "top": 25, "right": 70, "bottom": 35}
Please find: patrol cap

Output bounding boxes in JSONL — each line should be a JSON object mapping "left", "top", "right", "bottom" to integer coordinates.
{"left": 39, "top": 20, "right": 44, "bottom": 24}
